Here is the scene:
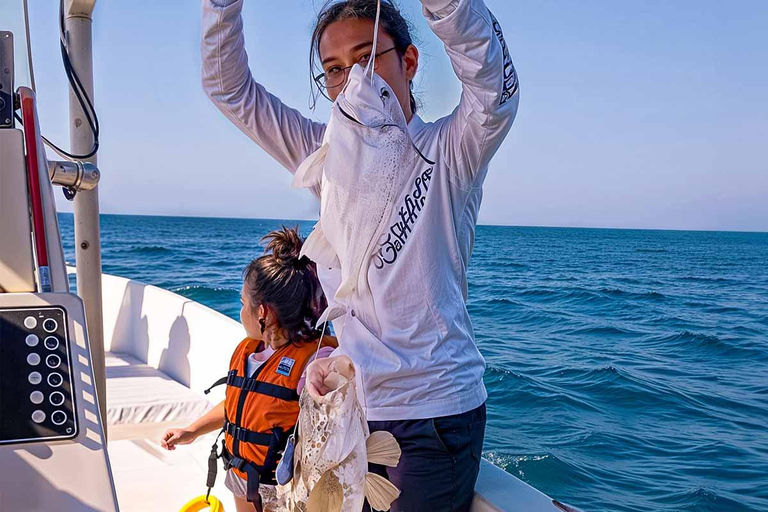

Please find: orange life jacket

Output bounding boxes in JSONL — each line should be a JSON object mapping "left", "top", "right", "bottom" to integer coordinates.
{"left": 220, "top": 335, "right": 337, "bottom": 501}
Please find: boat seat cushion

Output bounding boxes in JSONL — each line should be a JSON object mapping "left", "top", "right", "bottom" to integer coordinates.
{"left": 106, "top": 352, "right": 212, "bottom": 425}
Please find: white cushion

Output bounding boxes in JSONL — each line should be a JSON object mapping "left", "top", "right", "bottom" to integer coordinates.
{"left": 106, "top": 352, "right": 212, "bottom": 425}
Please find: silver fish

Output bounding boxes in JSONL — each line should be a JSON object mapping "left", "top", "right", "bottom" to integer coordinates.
{"left": 278, "top": 356, "right": 401, "bottom": 512}
{"left": 293, "top": 62, "right": 420, "bottom": 337}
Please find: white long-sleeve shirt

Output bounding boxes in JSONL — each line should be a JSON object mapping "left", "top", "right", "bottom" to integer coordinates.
{"left": 202, "top": 0, "right": 519, "bottom": 420}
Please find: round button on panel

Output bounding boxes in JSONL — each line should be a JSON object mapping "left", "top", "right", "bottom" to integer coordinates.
{"left": 27, "top": 353, "right": 41, "bottom": 366}
{"left": 32, "top": 410, "right": 46, "bottom": 424}
{"left": 43, "top": 318, "right": 58, "bottom": 333}
{"left": 28, "top": 371, "right": 42, "bottom": 385}
{"left": 26, "top": 334, "right": 39, "bottom": 347}
{"left": 47, "top": 372, "right": 64, "bottom": 388}
{"left": 46, "top": 354, "right": 61, "bottom": 369}
{"left": 24, "top": 316, "right": 38, "bottom": 329}
{"left": 30, "top": 391, "right": 45, "bottom": 405}
{"left": 49, "top": 391, "right": 65, "bottom": 407}
{"left": 44, "top": 336, "right": 59, "bottom": 351}
{"left": 51, "top": 410, "right": 68, "bottom": 426}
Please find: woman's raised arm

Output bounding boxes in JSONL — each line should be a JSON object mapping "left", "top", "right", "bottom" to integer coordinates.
{"left": 422, "top": 0, "right": 520, "bottom": 187}
{"left": 201, "top": 0, "right": 326, "bottom": 174}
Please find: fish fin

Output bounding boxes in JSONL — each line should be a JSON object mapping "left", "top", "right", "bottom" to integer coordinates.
{"left": 366, "top": 431, "right": 401, "bottom": 468}
{"left": 301, "top": 222, "right": 340, "bottom": 269}
{"left": 307, "top": 472, "right": 344, "bottom": 512}
{"left": 365, "top": 472, "right": 400, "bottom": 511}
{"left": 292, "top": 144, "right": 328, "bottom": 189}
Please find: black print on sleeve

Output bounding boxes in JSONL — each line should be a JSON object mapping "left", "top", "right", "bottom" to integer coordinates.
{"left": 490, "top": 11, "right": 518, "bottom": 105}
{"left": 372, "top": 167, "right": 434, "bottom": 269}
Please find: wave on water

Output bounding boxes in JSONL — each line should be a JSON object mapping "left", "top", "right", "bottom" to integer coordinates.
{"left": 126, "top": 245, "right": 174, "bottom": 255}
{"left": 566, "top": 325, "right": 643, "bottom": 337}
{"left": 175, "top": 257, "right": 201, "bottom": 265}
{"left": 486, "top": 297, "right": 520, "bottom": 306}
{"left": 634, "top": 248, "right": 668, "bottom": 253}
{"left": 170, "top": 285, "right": 238, "bottom": 299}
{"left": 494, "top": 261, "right": 530, "bottom": 269}
{"left": 599, "top": 288, "right": 666, "bottom": 300}
{"left": 484, "top": 451, "right": 555, "bottom": 476}
{"left": 664, "top": 486, "right": 751, "bottom": 512}
{"left": 644, "top": 330, "right": 767, "bottom": 359}
{"left": 512, "top": 287, "right": 667, "bottom": 309}
{"left": 170, "top": 285, "right": 240, "bottom": 319}
{"left": 679, "top": 275, "right": 736, "bottom": 284}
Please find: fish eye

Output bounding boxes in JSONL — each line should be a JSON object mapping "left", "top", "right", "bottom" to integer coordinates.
{"left": 381, "top": 88, "right": 390, "bottom": 99}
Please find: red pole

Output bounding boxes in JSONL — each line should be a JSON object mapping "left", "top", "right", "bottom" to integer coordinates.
{"left": 19, "top": 87, "right": 51, "bottom": 292}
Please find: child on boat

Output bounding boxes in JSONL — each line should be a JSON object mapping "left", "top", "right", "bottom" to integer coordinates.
{"left": 161, "top": 227, "right": 337, "bottom": 512}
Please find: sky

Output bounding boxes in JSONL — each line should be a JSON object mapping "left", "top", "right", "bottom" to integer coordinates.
{"left": 21, "top": 0, "right": 768, "bottom": 232}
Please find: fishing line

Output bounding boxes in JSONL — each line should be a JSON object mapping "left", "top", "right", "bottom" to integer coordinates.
{"left": 313, "top": 319, "right": 329, "bottom": 361}
{"left": 365, "top": 0, "right": 383, "bottom": 85}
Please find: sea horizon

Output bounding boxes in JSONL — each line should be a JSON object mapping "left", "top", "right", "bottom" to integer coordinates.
{"left": 56, "top": 211, "right": 768, "bottom": 236}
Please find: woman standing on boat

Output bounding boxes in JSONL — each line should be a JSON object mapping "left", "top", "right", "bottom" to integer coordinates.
{"left": 201, "top": 0, "right": 519, "bottom": 510}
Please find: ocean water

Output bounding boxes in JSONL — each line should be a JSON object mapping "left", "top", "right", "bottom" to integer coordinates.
{"left": 57, "top": 213, "right": 768, "bottom": 512}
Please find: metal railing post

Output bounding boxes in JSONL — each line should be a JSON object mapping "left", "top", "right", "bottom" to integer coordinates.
{"left": 64, "top": 0, "right": 106, "bottom": 435}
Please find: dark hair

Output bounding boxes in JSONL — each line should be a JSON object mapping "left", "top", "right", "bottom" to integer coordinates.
{"left": 243, "top": 226, "right": 327, "bottom": 343}
{"left": 310, "top": 0, "right": 418, "bottom": 113}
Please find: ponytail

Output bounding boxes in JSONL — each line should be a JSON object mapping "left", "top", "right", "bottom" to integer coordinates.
{"left": 243, "top": 226, "right": 328, "bottom": 342}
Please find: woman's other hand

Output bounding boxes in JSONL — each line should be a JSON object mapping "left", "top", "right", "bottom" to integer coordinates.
{"left": 161, "top": 427, "right": 197, "bottom": 450}
{"left": 306, "top": 355, "right": 355, "bottom": 398}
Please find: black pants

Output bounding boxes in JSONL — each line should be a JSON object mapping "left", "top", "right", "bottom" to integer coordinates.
{"left": 364, "top": 403, "right": 486, "bottom": 512}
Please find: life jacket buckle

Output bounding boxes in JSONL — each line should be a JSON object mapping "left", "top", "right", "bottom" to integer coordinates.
{"left": 243, "top": 378, "right": 258, "bottom": 392}
{"left": 233, "top": 458, "right": 247, "bottom": 471}
{"left": 226, "top": 422, "right": 247, "bottom": 442}
{"left": 224, "top": 453, "right": 247, "bottom": 472}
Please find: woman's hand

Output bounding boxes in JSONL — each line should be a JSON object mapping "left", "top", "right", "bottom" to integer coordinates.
{"left": 306, "top": 355, "right": 355, "bottom": 398}
{"left": 161, "top": 427, "right": 198, "bottom": 451}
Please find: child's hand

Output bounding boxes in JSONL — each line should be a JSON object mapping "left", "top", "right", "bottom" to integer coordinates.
{"left": 161, "top": 427, "right": 197, "bottom": 450}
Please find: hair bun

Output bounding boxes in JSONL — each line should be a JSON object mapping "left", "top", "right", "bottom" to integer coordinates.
{"left": 262, "top": 226, "right": 305, "bottom": 268}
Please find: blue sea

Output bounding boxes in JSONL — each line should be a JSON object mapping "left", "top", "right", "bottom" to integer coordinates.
{"left": 58, "top": 213, "right": 768, "bottom": 512}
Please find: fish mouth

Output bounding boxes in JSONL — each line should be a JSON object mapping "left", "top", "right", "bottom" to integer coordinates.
{"left": 338, "top": 104, "right": 363, "bottom": 125}
{"left": 338, "top": 101, "right": 401, "bottom": 131}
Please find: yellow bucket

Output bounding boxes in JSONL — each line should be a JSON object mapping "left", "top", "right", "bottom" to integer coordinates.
{"left": 179, "top": 495, "right": 224, "bottom": 512}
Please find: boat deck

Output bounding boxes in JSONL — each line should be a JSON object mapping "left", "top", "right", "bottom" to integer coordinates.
{"left": 109, "top": 424, "right": 236, "bottom": 512}
{"left": 105, "top": 351, "right": 233, "bottom": 511}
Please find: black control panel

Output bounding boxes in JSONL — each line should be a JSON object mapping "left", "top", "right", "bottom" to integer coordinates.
{"left": 0, "top": 31, "right": 13, "bottom": 129}
{"left": 0, "top": 307, "right": 77, "bottom": 444}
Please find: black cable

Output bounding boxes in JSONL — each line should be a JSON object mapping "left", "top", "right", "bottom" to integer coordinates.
{"left": 58, "top": 0, "right": 98, "bottom": 133}
{"left": 14, "top": 111, "right": 98, "bottom": 160}
{"left": 24, "top": 0, "right": 100, "bottom": 161}
{"left": 59, "top": 0, "right": 99, "bottom": 149}
{"left": 60, "top": 32, "right": 99, "bottom": 138}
